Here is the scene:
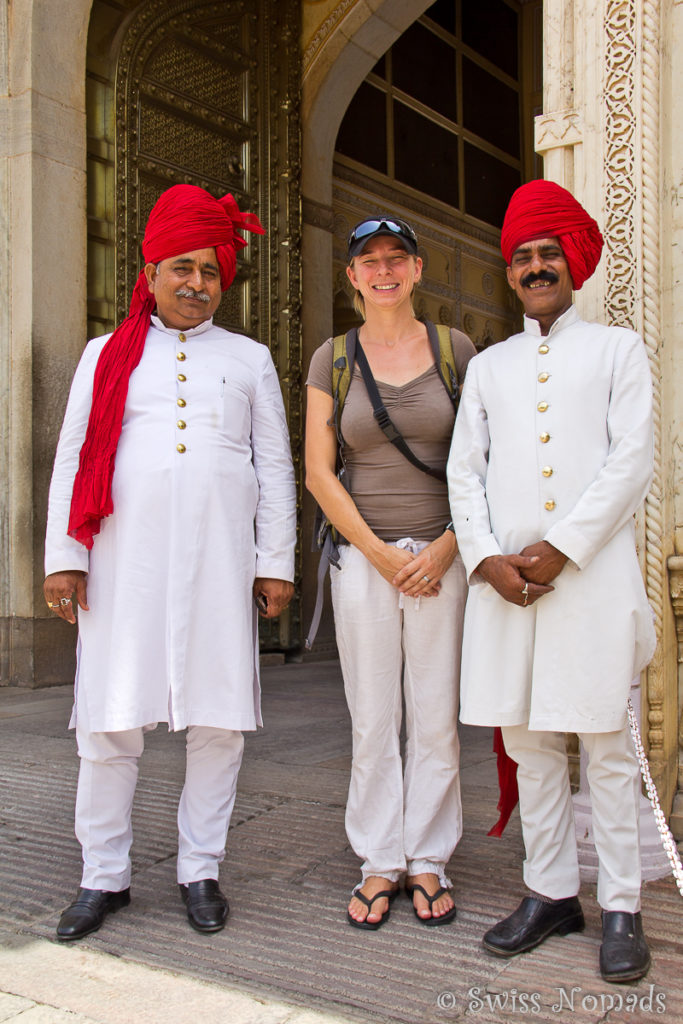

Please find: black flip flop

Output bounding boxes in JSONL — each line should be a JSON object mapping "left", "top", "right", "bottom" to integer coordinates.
{"left": 406, "top": 883, "right": 457, "bottom": 927}
{"left": 347, "top": 887, "right": 398, "bottom": 930}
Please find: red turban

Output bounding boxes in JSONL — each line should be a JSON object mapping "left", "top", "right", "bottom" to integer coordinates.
{"left": 68, "top": 186, "right": 265, "bottom": 549}
{"left": 501, "top": 179, "right": 604, "bottom": 290}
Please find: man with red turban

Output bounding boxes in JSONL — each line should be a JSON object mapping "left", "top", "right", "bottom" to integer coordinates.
{"left": 44, "top": 185, "right": 296, "bottom": 940}
{"left": 448, "top": 180, "right": 654, "bottom": 982}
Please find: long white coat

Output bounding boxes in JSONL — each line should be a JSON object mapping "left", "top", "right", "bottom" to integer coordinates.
{"left": 447, "top": 306, "right": 655, "bottom": 733}
{"left": 45, "top": 317, "right": 296, "bottom": 733}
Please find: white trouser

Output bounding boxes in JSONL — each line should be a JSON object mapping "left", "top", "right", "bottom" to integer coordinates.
{"left": 502, "top": 723, "right": 642, "bottom": 911}
{"left": 75, "top": 723, "right": 244, "bottom": 890}
{"left": 331, "top": 542, "right": 466, "bottom": 885}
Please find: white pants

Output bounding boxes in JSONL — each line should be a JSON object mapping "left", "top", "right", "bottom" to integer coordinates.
{"left": 331, "top": 543, "right": 466, "bottom": 884}
{"left": 502, "top": 723, "right": 642, "bottom": 911}
{"left": 75, "top": 723, "right": 244, "bottom": 890}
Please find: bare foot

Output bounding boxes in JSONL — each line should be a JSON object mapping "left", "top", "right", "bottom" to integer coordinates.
{"left": 406, "top": 872, "right": 454, "bottom": 921}
{"left": 347, "top": 876, "right": 398, "bottom": 925}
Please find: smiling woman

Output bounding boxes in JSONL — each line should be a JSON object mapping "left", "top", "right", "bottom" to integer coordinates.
{"left": 144, "top": 248, "right": 223, "bottom": 329}
{"left": 305, "top": 214, "right": 477, "bottom": 931}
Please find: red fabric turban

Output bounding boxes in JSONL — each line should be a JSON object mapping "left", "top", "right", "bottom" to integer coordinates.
{"left": 68, "top": 186, "right": 265, "bottom": 549}
{"left": 501, "top": 179, "right": 604, "bottom": 290}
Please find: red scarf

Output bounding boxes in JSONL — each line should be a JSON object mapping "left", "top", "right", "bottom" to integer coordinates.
{"left": 68, "top": 186, "right": 265, "bottom": 549}
{"left": 501, "top": 179, "right": 603, "bottom": 289}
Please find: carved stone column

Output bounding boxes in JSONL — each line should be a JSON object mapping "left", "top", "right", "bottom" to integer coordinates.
{"left": 667, "top": 557, "right": 683, "bottom": 840}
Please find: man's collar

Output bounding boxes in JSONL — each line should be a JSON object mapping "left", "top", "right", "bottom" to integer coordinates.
{"left": 522, "top": 305, "right": 579, "bottom": 338}
{"left": 150, "top": 315, "right": 214, "bottom": 336}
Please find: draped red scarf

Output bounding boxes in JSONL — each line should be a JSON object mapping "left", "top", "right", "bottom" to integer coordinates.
{"left": 68, "top": 186, "right": 265, "bottom": 549}
{"left": 501, "top": 179, "right": 604, "bottom": 290}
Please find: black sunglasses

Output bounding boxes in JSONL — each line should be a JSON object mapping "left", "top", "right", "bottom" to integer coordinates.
{"left": 348, "top": 218, "right": 417, "bottom": 247}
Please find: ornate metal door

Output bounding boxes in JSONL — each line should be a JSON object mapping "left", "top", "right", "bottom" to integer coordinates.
{"left": 113, "top": 0, "right": 302, "bottom": 649}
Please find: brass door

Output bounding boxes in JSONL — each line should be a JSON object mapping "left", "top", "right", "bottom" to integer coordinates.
{"left": 88, "top": 0, "right": 302, "bottom": 649}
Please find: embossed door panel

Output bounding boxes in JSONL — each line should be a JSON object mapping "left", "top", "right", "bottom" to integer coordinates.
{"left": 105, "top": 0, "right": 301, "bottom": 648}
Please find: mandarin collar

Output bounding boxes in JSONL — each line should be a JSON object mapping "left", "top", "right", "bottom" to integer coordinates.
{"left": 523, "top": 305, "right": 580, "bottom": 339}
{"left": 150, "top": 315, "right": 214, "bottom": 337}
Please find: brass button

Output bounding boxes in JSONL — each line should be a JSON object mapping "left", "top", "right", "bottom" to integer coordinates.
{"left": 177, "top": 398, "right": 186, "bottom": 408}
{"left": 176, "top": 443, "right": 186, "bottom": 453}
{"left": 538, "top": 372, "right": 549, "bottom": 383}
{"left": 177, "top": 420, "right": 186, "bottom": 430}
{"left": 537, "top": 401, "right": 549, "bottom": 412}
{"left": 178, "top": 333, "right": 186, "bottom": 343}
{"left": 542, "top": 466, "right": 553, "bottom": 477}
{"left": 540, "top": 432, "right": 550, "bottom": 443}
{"left": 177, "top": 351, "right": 186, "bottom": 362}
{"left": 544, "top": 499, "right": 556, "bottom": 511}
{"left": 177, "top": 373, "right": 186, "bottom": 382}
{"left": 539, "top": 344, "right": 549, "bottom": 354}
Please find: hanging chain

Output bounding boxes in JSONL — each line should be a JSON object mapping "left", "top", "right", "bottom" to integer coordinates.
{"left": 627, "top": 698, "right": 683, "bottom": 896}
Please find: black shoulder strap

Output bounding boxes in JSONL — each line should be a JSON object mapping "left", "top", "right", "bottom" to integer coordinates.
{"left": 354, "top": 335, "right": 447, "bottom": 484}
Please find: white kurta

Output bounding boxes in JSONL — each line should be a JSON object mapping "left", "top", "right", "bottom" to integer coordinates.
{"left": 447, "top": 306, "right": 655, "bottom": 733}
{"left": 45, "top": 317, "right": 296, "bottom": 733}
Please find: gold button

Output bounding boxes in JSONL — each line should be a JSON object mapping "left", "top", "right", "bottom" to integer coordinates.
{"left": 537, "top": 401, "right": 549, "bottom": 412}
{"left": 538, "top": 372, "right": 549, "bottom": 383}
{"left": 177, "top": 351, "right": 186, "bottom": 362}
{"left": 176, "top": 443, "right": 186, "bottom": 453}
{"left": 177, "top": 373, "right": 186, "bottom": 382}
{"left": 542, "top": 466, "right": 553, "bottom": 477}
{"left": 177, "top": 420, "right": 186, "bottom": 429}
{"left": 540, "top": 432, "right": 550, "bottom": 443}
{"left": 539, "top": 344, "right": 549, "bottom": 354}
{"left": 177, "top": 398, "right": 186, "bottom": 408}
{"left": 178, "top": 333, "right": 186, "bottom": 343}
{"left": 544, "top": 499, "right": 556, "bottom": 511}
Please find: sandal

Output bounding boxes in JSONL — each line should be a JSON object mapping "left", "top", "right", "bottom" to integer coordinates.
{"left": 347, "top": 885, "right": 398, "bottom": 930}
{"left": 406, "top": 883, "right": 457, "bottom": 927}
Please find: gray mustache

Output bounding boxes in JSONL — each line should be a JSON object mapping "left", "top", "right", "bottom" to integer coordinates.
{"left": 175, "top": 288, "right": 211, "bottom": 303}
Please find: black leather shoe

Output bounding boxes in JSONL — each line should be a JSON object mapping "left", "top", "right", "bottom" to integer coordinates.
{"left": 600, "top": 911, "right": 651, "bottom": 982}
{"left": 56, "top": 887, "right": 131, "bottom": 941}
{"left": 483, "top": 895, "right": 585, "bottom": 957}
{"left": 179, "top": 879, "right": 229, "bottom": 933}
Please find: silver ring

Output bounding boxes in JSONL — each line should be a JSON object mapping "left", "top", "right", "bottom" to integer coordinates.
{"left": 522, "top": 593, "right": 528, "bottom": 606}
{"left": 521, "top": 582, "right": 529, "bottom": 596}
{"left": 60, "top": 596, "right": 71, "bottom": 606}
{"left": 48, "top": 602, "right": 60, "bottom": 609}
{"left": 422, "top": 575, "right": 430, "bottom": 583}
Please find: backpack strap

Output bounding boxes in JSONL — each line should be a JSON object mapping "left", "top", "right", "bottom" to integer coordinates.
{"left": 424, "top": 320, "right": 460, "bottom": 413}
{"left": 355, "top": 337, "right": 447, "bottom": 484}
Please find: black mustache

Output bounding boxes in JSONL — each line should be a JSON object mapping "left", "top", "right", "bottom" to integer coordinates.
{"left": 522, "top": 270, "right": 559, "bottom": 288}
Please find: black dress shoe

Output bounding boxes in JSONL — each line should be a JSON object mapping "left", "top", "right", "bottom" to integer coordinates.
{"left": 600, "top": 911, "right": 651, "bottom": 982}
{"left": 483, "top": 895, "right": 585, "bottom": 957}
{"left": 56, "top": 887, "right": 130, "bottom": 941}
{"left": 179, "top": 879, "right": 229, "bottom": 933}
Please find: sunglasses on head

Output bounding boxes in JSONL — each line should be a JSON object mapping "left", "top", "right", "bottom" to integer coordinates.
{"left": 348, "top": 219, "right": 417, "bottom": 247}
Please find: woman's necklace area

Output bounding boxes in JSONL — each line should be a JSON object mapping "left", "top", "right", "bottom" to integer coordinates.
{"left": 361, "top": 319, "right": 420, "bottom": 350}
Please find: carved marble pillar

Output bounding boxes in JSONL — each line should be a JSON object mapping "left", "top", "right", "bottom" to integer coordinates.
{"left": 667, "top": 557, "right": 683, "bottom": 840}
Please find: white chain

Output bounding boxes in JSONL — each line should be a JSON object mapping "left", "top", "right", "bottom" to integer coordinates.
{"left": 627, "top": 698, "right": 683, "bottom": 896}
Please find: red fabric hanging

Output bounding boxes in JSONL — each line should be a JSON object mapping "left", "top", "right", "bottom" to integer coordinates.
{"left": 488, "top": 727, "right": 520, "bottom": 838}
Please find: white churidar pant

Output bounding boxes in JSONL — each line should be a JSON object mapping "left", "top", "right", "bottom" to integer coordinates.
{"left": 331, "top": 543, "right": 466, "bottom": 885}
{"left": 502, "top": 724, "right": 641, "bottom": 911}
{"left": 75, "top": 724, "right": 244, "bottom": 890}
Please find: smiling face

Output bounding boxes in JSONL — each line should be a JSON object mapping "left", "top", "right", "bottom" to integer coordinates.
{"left": 144, "top": 247, "right": 222, "bottom": 329}
{"left": 505, "top": 237, "right": 574, "bottom": 334}
{"left": 346, "top": 235, "right": 422, "bottom": 316}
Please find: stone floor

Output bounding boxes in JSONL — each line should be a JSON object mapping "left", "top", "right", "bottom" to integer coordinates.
{"left": 0, "top": 661, "right": 681, "bottom": 1024}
